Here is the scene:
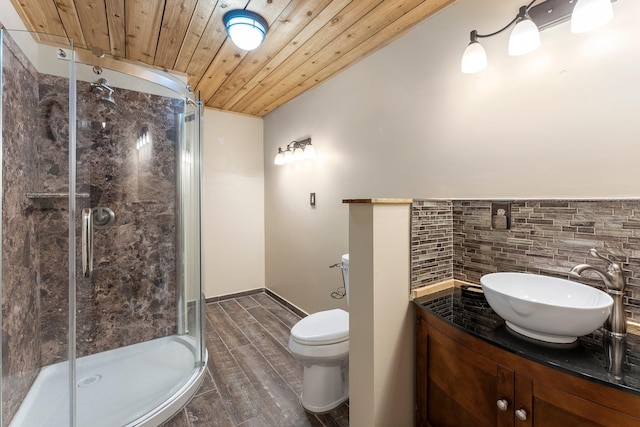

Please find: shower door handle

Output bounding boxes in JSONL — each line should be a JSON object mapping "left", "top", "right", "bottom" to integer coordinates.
{"left": 82, "top": 208, "right": 93, "bottom": 278}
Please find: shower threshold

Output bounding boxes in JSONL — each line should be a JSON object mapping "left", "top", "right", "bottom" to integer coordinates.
{"left": 10, "top": 335, "right": 206, "bottom": 427}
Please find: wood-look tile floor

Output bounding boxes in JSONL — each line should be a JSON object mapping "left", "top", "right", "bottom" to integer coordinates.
{"left": 163, "top": 292, "right": 349, "bottom": 427}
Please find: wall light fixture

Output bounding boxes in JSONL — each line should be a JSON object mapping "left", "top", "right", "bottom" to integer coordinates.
{"left": 461, "top": 0, "right": 615, "bottom": 74}
{"left": 274, "top": 138, "right": 315, "bottom": 166}
{"left": 223, "top": 10, "right": 269, "bottom": 51}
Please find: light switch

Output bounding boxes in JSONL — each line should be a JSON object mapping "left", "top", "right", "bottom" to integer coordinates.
{"left": 310, "top": 192, "right": 316, "bottom": 207}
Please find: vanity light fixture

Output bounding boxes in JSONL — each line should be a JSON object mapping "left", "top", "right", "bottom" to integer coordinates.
{"left": 223, "top": 9, "right": 269, "bottom": 51}
{"left": 273, "top": 138, "right": 315, "bottom": 166}
{"left": 461, "top": 0, "right": 616, "bottom": 74}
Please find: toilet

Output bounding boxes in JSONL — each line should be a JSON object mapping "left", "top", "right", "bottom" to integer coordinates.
{"left": 288, "top": 254, "right": 350, "bottom": 413}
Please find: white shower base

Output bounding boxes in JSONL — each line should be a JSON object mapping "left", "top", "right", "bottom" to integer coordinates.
{"left": 10, "top": 335, "right": 207, "bottom": 427}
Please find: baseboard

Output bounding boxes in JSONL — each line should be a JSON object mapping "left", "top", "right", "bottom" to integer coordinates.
{"left": 205, "top": 287, "right": 309, "bottom": 319}
{"left": 264, "top": 288, "right": 308, "bottom": 318}
{"left": 205, "top": 287, "right": 264, "bottom": 304}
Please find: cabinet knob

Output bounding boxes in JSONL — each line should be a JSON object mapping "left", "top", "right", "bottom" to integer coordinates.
{"left": 496, "top": 399, "right": 509, "bottom": 411}
{"left": 515, "top": 408, "right": 528, "bottom": 421}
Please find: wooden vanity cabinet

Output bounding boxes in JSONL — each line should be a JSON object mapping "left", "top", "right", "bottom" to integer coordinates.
{"left": 416, "top": 308, "right": 640, "bottom": 427}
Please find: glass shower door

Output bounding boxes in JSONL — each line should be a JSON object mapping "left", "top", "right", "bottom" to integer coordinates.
{"left": 2, "top": 28, "right": 204, "bottom": 427}
{"left": 71, "top": 63, "right": 203, "bottom": 426}
{"left": 1, "top": 29, "right": 76, "bottom": 427}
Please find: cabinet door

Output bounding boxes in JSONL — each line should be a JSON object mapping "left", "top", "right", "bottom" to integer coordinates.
{"left": 416, "top": 317, "right": 427, "bottom": 426}
{"left": 532, "top": 382, "right": 640, "bottom": 427}
{"left": 426, "top": 326, "right": 514, "bottom": 427}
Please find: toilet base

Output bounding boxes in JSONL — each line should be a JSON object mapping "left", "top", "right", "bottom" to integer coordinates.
{"left": 300, "top": 391, "right": 348, "bottom": 414}
{"left": 298, "top": 360, "right": 349, "bottom": 414}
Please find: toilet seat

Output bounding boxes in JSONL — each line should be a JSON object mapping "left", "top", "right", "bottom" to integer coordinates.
{"left": 290, "top": 309, "right": 349, "bottom": 345}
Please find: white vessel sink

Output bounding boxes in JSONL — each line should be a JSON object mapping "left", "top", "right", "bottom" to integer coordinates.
{"left": 480, "top": 272, "right": 613, "bottom": 344}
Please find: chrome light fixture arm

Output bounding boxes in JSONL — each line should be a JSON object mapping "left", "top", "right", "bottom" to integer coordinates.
{"left": 467, "top": 1, "right": 537, "bottom": 42}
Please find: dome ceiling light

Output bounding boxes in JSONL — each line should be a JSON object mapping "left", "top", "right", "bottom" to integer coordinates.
{"left": 223, "top": 9, "right": 269, "bottom": 51}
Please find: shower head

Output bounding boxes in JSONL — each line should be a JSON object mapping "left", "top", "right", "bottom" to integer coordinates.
{"left": 101, "top": 91, "right": 116, "bottom": 104}
{"left": 90, "top": 78, "right": 116, "bottom": 104}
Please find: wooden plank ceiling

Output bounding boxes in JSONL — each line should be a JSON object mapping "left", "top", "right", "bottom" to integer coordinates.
{"left": 10, "top": 0, "right": 454, "bottom": 116}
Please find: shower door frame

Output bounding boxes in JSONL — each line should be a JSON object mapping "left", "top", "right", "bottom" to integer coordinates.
{"left": 64, "top": 46, "right": 204, "bottom": 427}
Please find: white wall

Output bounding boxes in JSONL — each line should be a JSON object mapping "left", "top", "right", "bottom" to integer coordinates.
{"left": 264, "top": 0, "right": 640, "bottom": 313}
{"left": 202, "top": 109, "right": 265, "bottom": 298}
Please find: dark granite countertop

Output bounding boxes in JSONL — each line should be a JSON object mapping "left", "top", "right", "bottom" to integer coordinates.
{"left": 415, "top": 286, "right": 640, "bottom": 396}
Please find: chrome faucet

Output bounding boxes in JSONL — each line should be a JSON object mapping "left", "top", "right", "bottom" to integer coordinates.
{"left": 570, "top": 248, "right": 627, "bottom": 336}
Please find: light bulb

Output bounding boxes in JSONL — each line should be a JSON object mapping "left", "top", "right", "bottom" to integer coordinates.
{"left": 571, "top": 0, "right": 613, "bottom": 33}
{"left": 293, "top": 146, "right": 304, "bottom": 161}
{"left": 508, "top": 17, "right": 540, "bottom": 56}
{"left": 461, "top": 41, "right": 487, "bottom": 74}
{"left": 228, "top": 24, "right": 265, "bottom": 50}
{"left": 303, "top": 144, "right": 316, "bottom": 159}
{"left": 283, "top": 149, "right": 293, "bottom": 164}
{"left": 274, "top": 149, "right": 285, "bottom": 165}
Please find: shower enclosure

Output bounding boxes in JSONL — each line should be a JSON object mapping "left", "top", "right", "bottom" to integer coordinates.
{"left": 0, "top": 28, "right": 206, "bottom": 426}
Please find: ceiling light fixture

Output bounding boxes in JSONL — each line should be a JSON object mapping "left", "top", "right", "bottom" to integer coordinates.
{"left": 223, "top": 9, "right": 269, "bottom": 51}
{"left": 273, "top": 138, "right": 315, "bottom": 166}
{"left": 461, "top": 0, "right": 616, "bottom": 74}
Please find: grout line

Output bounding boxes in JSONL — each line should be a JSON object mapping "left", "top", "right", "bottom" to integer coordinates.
{"left": 230, "top": 295, "right": 311, "bottom": 422}
{"left": 203, "top": 305, "right": 257, "bottom": 424}
{"left": 259, "top": 293, "right": 302, "bottom": 335}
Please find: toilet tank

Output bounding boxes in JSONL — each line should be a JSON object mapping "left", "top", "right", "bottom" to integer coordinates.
{"left": 341, "top": 254, "right": 349, "bottom": 305}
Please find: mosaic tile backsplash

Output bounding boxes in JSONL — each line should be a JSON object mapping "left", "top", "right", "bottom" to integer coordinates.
{"left": 411, "top": 200, "right": 453, "bottom": 288}
{"left": 411, "top": 199, "right": 640, "bottom": 323}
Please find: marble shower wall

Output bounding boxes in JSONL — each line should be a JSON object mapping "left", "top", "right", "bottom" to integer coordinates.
{"left": 1, "top": 30, "right": 42, "bottom": 425}
{"left": 38, "top": 75, "right": 182, "bottom": 363}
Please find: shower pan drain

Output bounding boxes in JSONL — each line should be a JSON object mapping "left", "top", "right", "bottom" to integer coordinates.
{"left": 77, "top": 374, "right": 102, "bottom": 387}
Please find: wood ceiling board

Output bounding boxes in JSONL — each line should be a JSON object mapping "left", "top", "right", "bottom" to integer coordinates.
{"left": 154, "top": 0, "right": 198, "bottom": 69}
{"left": 182, "top": 0, "right": 248, "bottom": 77}
{"left": 10, "top": 0, "right": 69, "bottom": 45}
{"left": 73, "top": 0, "right": 111, "bottom": 52}
{"left": 194, "top": 39, "right": 249, "bottom": 103}
{"left": 53, "top": 0, "right": 86, "bottom": 48}
{"left": 195, "top": 0, "right": 293, "bottom": 103}
{"left": 219, "top": 0, "right": 352, "bottom": 111}
{"left": 8, "top": 0, "right": 457, "bottom": 117}
{"left": 205, "top": 0, "right": 334, "bottom": 109}
{"left": 125, "top": 0, "right": 166, "bottom": 64}
{"left": 172, "top": 0, "right": 219, "bottom": 72}
{"left": 227, "top": 0, "right": 384, "bottom": 113}
{"left": 256, "top": 0, "right": 455, "bottom": 116}
{"left": 242, "top": 0, "right": 425, "bottom": 115}
{"left": 105, "top": 0, "right": 125, "bottom": 57}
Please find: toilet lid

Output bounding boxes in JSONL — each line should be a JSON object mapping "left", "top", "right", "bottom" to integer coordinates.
{"left": 291, "top": 309, "right": 349, "bottom": 345}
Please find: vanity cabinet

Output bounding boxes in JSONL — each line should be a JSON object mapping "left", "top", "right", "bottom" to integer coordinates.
{"left": 416, "top": 308, "right": 640, "bottom": 427}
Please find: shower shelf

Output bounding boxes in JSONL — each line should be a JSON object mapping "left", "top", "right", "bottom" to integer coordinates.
{"left": 26, "top": 192, "right": 90, "bottom": 199}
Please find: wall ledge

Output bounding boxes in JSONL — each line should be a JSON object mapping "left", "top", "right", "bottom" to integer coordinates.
{"left": 343, "top": 198, "right": 413, "bottom": 204}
